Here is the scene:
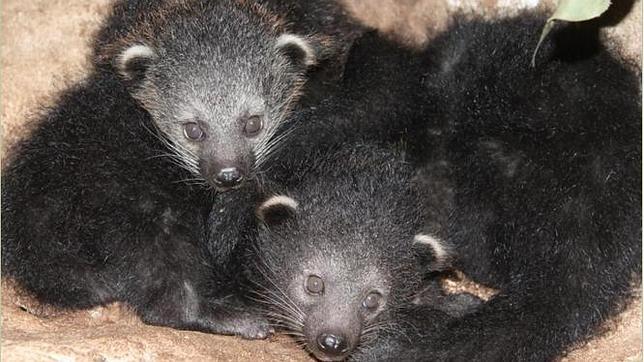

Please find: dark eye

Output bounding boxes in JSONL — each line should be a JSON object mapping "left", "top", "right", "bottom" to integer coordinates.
{"left": 305, "top": 275, "right": 324, "bottom": 295}
{"left": 362, "top": 292, "right": 382, "bottom": 311}
{"left": 183, "top": 122, "right": 205, "bottom": 141}
{"left": 243, "top": 115, "right": 263, "bottom": 137}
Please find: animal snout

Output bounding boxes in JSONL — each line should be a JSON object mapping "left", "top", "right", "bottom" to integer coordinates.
{"left": 317, "top": 332, "right": 349, "bottom": 356}
{"left": 214, "top": 167, "right": 244, "bottom": 188}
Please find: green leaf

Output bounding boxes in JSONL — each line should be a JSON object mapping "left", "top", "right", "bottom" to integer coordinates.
{"left": 531, "top": 0, "right": 612, "bottom": 67}
{"left": 550, "top": 0, "right": 612, "bottom": 22}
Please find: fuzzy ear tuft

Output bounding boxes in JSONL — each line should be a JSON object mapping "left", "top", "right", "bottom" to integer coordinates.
{"left": 116, "top": 44, "right": 158, "bottom": 82}
{"left": 413, "top": 233, "right": 451, "bottom": 270}
{"left": 275, "top": 33, "right": 317, "bottom": 68}
{"left": 257, "top": 195, "right": 299, "bottom": 226}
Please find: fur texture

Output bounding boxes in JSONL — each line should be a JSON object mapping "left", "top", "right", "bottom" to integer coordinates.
{"left": 1, "top": 71, "right": 274, "bottom": 338}
{"left": 355, "top": 14, "right": 641, "bottom": 361}
{"left": 91, "top": 0, "right": 339, "bottom": 189}
{"left": 203, "top": 29, "right": 480, "bottom": 360}
{"left": 1, "top": 0, "right": 360, "bottom": 338}
{"left": 209, "top": 13, "right": 640, "bottom": 361}
{"left": 221, "top": 144, "right": 455, "bottom": 361}
{"left": 92, "top": 0, "right": 366, "bottom": 153}
{"left": 263, "top": 28, "right": 436, "bottom": 169}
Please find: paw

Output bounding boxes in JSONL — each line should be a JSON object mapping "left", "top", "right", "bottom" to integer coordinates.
{"left": 230, "top": 312, "right": 274, "bottom": 340}
{"left": 138, "top": 302, "right": 274, "bottom": 339}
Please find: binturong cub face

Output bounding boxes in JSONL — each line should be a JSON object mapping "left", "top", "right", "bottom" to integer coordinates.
{"left": 113, "top": 1, "right": 319, "bottom": 191}
{"left": 251, "top": 194, "right": 405, "bottom": 361}
{"left": 250, "top": 165, "right": 446, "bottom": 361}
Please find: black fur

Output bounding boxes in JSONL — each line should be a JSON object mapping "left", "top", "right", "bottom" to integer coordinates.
{"left": 2, "top": 0, "right": 362, "bottom": 338}
{"left": 244, "top": 144, "right": 448, "bottom": 362}
{"left": 90, "top": 0, "right": 330, "bottom": 188}
{"left": 92, "top": 0, "right": 364, "bottom": 68}
{"left": 210, "top": 13, "right": 641, "bottom": 361}
{"left": 92, "top": 0, "right": 366, "bottom": 108}
{"left": 207, "top": 141, "right": 477, "bottom": 361}
{"left": 202, "top": 29, "right": 478, "bottom": 360}
{"left": 265, "top": 28, "right": 436, "bottom": 171}
{"left": 1, "top": 72, "right": 272, "bottom": 338}
{"left": 355, "top": 14, "right": 641, "bottom": 361}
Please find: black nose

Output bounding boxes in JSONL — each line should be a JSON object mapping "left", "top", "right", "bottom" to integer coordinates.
{"left": 214, "top": 167, "right": 243, "bottom": 187}
{"left": 317, "top": 333, "right": 349, "bottom": 356}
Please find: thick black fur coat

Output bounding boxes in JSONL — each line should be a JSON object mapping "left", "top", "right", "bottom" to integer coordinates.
{"left": 357, "top": 14, "right": 641, "bottom": 361}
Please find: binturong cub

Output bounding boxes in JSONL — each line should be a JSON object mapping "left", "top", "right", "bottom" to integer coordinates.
{"left": 1, "top": 0, "right": 358, "bottom": 338}
{"left": 95, "top": 0, "right": 351, "bottom": 186}
{"left": 383, "top": 13, "right": 642, "bottom": 362}
{"left": 245, "top": 144, "right": 459, "bottom": 362}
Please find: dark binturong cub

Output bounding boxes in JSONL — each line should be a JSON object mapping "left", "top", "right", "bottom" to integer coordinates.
{"left": 244, "top": 144, "right": 462, "bottom": 362}
{"left": 357, "top": 14, "right": 642, "bottom": 362}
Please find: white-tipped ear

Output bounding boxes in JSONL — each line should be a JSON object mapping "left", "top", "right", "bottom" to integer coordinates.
{"left": 414, "top": 234, "right": 450, "bottom": 265}
{"left": 275, "top": 33, "right": 317, "bottom": 67}
{"left": 257, "top": 195, "right": 299, "bottom": 225}
{"left": 117, "top": 44, "right": 158, "bottom": 81}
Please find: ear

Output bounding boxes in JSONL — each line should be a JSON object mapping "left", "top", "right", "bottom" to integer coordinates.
{"left": 275, "top": 33, "right": 317, "bottom": 68}
{"left": 256, "top": 194, "right": 299, "bottom": 226}
{"left": 413, "top": 233, "right": 451, "bottom": 271}
{"left": 116, "top": 44, "right": 158, "bottom": 82}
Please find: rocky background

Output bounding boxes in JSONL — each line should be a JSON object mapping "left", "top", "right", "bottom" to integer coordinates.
{"left": 2, "top": 0, "right": 641, "bottom": 360}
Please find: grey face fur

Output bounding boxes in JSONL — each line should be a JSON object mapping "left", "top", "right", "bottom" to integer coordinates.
{"left": 287, "top": 251, "right": 391, "bottom": 361}
{"left": 116, "top": 2, "right": 316, "bottom": 190}
{"left": 252, "top": 194, "right": 424, "bottom": 361}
